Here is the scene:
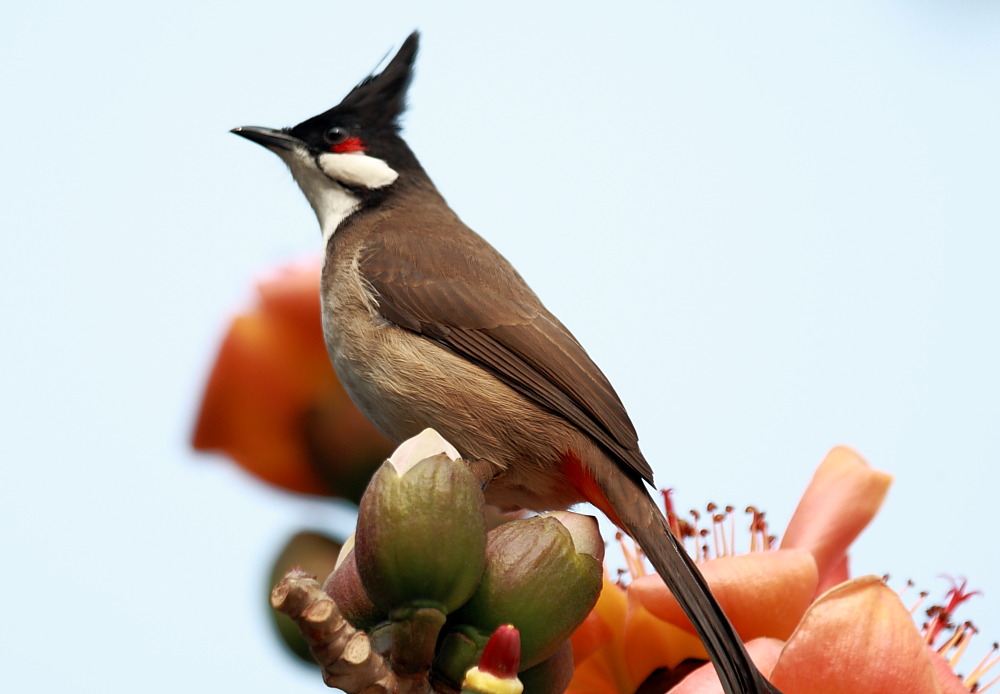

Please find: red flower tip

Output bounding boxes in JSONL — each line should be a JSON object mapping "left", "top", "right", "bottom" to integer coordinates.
{"left": 942, "top": 575, "right": 982, "bottom": 614}
{"left": 478, "top": 624, "right": 521, "bottom": 679}
{"left": 921, "top": 576, "right": 985, "bottom": 647}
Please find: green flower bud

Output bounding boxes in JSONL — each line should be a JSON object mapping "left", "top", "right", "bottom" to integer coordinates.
{"left": 452, "top": 515, "right": 602, "bottom": 669}
{"left": 518, "top": 641, "right": 574, "bottom": 694}
{"left": 355, "top": 431, "right": 487, "bottom": 614}
{"left": 436, "top": 628, "right": 486, "bottom": 687}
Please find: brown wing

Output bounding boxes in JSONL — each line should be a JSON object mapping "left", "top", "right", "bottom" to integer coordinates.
{"left": 359, "top": 225, "right": 654, "bottom": 484}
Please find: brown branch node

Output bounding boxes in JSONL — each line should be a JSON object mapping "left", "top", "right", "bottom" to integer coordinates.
{"left": 271, "top": 569, "right": 404, "bottom": 693}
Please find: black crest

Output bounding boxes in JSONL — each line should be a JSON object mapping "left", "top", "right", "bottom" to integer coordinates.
{"left": 335, "top": 32, "right": 419, "bottom": 132}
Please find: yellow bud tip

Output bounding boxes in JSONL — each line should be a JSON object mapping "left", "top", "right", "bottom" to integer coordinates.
{"left": 462, "top": 667, "right": 524, "bottom": 694}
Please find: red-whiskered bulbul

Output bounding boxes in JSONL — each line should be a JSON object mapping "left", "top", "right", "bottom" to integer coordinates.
{"left": 233, "top": 32, "right": 780, "bottom": 694}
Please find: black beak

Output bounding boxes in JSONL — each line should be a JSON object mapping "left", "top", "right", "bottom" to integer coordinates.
{"left": 230, "top": 126, "right": 302, "bottom": 152}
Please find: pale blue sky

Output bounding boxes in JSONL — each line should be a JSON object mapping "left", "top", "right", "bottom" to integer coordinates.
{"left": 2, "top": 2, "right": 999, "bottom": 692}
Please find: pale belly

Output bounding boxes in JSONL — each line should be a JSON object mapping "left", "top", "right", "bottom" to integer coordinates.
{"left": 321, "top": 297, "right": 586, "bottom": 512}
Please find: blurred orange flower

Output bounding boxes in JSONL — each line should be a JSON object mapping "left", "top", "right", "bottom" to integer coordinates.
{"left": 568, "top": 448, "right": 982, "bottom": 694}
{"left": 192, "top": 258, "right": 393, "bottom": 500}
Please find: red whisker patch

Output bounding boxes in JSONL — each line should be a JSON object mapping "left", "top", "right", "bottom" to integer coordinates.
{"left": 331, "top": 137, "right": 366, "bottom": 153}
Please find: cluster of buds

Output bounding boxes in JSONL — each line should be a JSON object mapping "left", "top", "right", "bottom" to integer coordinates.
{"left": 274, "top": 429, "right": 604, "bottom": 694}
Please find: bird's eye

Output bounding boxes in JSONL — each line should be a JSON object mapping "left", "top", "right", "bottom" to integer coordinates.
{"left": 324, "top": 127, "right": 350, "bottom": 146}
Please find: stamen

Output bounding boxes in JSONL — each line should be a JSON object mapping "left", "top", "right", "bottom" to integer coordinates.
{"left": 661, "top": 488, "right": 682, "bottom": 541}
{"left": 924, "top": 607, "right": 945, "bottom": 645}
{"left": 891, "top": 576, "right": 993, "bottom": 690}
{"left": 706, "top": 503, "right": 716, "bottom": 559}
{"left": 654, "top": 491, "right": 777, "bottom": 560}
{"left": 635, "top": 545, "right": 648, "bottom": 576}
{"left": 947, "top": 623, "right": 975, "bottom": 668}
{"left": 712, "top": 510, "right": 723, "bottom": 560}
{"left": 689, "top": 509, "right": 701, "bottom": 560}
{"left": 727, "top": 505, "right": 735, "bottom": 555}
{"left": 937, "top": 621, "right": 970, "bottom": 659}
{"left": 976, "top": 671, "right": 1000, "bottom": 692}
{"left": 746, "top": 507, "right": 759, "bottom": 552}
{"left": 896, "top": 578, "right": 914, "bottom": 600}
{"left": 965, "top": 642, "right": 1000, "bottom": 691}
{"left": 909, "top": 591, "right": 929, "bottom": 617}
{"left": 615, "top": 532, "right": 646, "bottom": 581}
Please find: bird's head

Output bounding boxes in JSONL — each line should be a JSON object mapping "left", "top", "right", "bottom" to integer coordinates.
{"left": 232, "top": 32, "right": 421, "bottom": 240}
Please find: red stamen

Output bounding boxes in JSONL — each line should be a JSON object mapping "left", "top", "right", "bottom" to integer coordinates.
{"left": 661, "top": 488, "right": 682, "bottom": 541}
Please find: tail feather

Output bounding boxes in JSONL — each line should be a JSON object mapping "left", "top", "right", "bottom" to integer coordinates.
{"left": 624, "top": 495, "right": 782, "bottom": 694}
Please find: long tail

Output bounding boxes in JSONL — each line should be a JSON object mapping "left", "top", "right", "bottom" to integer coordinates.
{"left": 623, "top": 493, "right": 783, "bottom": 694}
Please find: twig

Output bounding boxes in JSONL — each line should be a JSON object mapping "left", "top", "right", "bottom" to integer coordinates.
{"left": 272, "top": 568, "right": 427, "bottom": 694}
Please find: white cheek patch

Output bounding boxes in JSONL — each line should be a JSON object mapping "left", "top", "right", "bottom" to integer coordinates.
{"left": 318, "top": 151, "right": 399, "bottom": 189}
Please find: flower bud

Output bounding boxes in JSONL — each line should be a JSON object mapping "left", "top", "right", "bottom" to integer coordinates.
{"left": 462, "top": 625, "right": 524, "bottom": 694}
{"left": 454, "top": 515, "right": 603, "bottom": 669}
{"left": 355, "top": 432, "right": 487, "bottom": 614}
{"left": 387, "top": 427, "right": 461, "bottom": 474}
{"left": 478, "top": 623, "right": 521, "bottom": 678}
{"left": 517, "top": 641, "right": 574, "bottom": 694}
{"left": 322, "top": 538, "right": 383, "bottom": 631}
{"left": 436, "top": 629, "right": 485, "bottom": 686}
{"left": 539, "top": 512, "right": 605, "bottom": 563}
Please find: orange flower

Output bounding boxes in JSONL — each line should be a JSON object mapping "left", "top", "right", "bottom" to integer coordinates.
{"left": 567, "top": 447, "right": 984, "bottom": 693}
{"left": 192, "top": 258, "right": 393, "bottom": 499}
{"left": 670, "top": 575, "right": 976, "bottom": 694}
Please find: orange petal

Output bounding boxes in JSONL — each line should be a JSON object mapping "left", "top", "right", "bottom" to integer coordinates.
{"left": 779, "top": 447, "right": 891, "bottom": 587}
{"left": 569, "top": 577, "right": 636, "bottom": 694}
{"left": 568, "top": 656, "right": 631, "bottom": 694}
{"left": 665, "top": 638, "right": 784, "bottom": 694}
{"left": 927, "top": 650, "right": 971, "bottom": 694}
{"left": 192, "top": 310, "right": 333, "bottom": 494}
{"left": 192, "top": 259, "right": 392, "bottom": 496}
{"left": 624, "top": 587, "right": 706, "bottom": 681}
{"left": 256, "top": 258, "right": 325, "bottom": 338}
{"left": 571, "top": 576, "right": 624, "bottom": 664}
{"left": 629, "top": 550, "right": 818, "bottom": 642}
{"left": 770, "top": 575, "right": 942, "bottom": 694}
{"left": 816, "top": 554, "right": 849, "bottom": 595}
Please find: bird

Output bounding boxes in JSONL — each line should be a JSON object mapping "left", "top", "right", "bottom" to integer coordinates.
{"left": 232, "top": 32, "right": 780, "bottom": 694}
